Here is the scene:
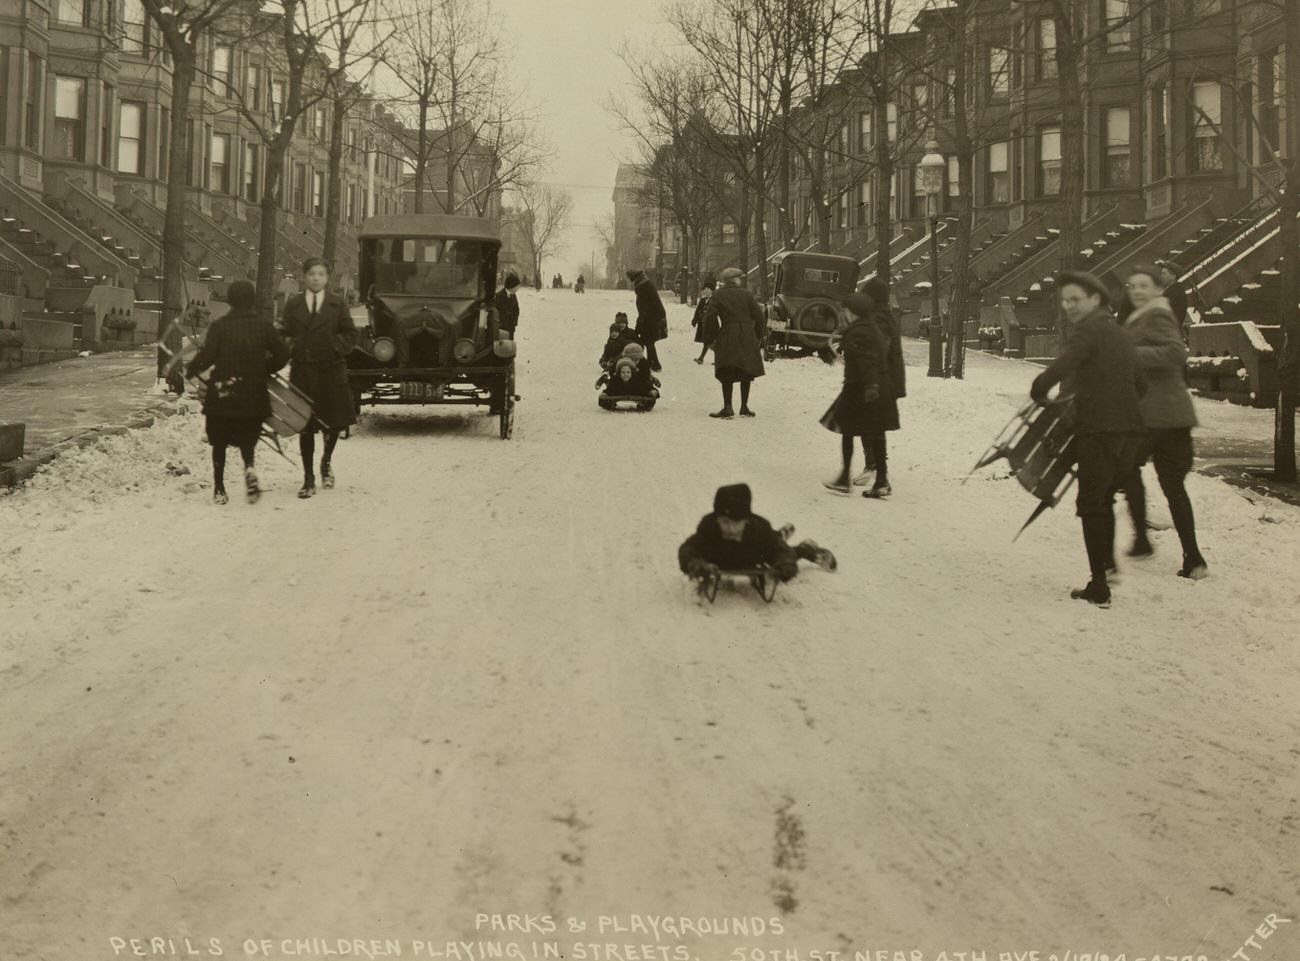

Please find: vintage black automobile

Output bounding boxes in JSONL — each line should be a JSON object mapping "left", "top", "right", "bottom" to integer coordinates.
{"left": 763, "top": 251, "right": 860, "bottom": 359}
{"left": 347, "top": 214, "right": 516, "bottom": 439}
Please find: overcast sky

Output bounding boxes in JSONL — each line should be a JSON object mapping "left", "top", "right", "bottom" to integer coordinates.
{"left": 491, "top": 0, "right": 670, "bottom": 279}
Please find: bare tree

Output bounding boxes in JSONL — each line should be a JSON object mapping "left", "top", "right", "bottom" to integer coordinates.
{"left": 512, "top": 183, "right": 573, "bottom": 289}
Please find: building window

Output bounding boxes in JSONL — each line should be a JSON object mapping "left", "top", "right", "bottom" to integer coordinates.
{"left": 837, "top": 122, "right": 849, "bottom": 157}
{"left": 314, "top": 106, "right": 327, "bottom": 141}
{"left": 312, "top": 169, "right": 324, "bottom": 215}
{"left": 858, "top": 111, "right": 871, "bottom": 151}
{"left": 1038, "top": 126, "right": 1062, "bottom": 196}
{"left": 988, "top": 47, "right": 1009, "bottom": 98}
{"left": 1189, "top": 81, "right": 1223, "bottom": 172}
{"left": 347, "top": 183, "right": 358, "bottom": 224}
{"left": 117, "top": 101, "right": 144, "bottom": 175}
{"left": 1102, "top": 107, "right": 1131, "bottom": 187}
{"left": 1037, "top": 18, "right": 1057, "bottom": 80}
{"left": 1150, "top": 83, "right": 1168, "bottom": 179}
{"left": 25, "top": 54, "right": 43, "bottom": 149}
{"left": 246, "top": 64, "right": 262, "bottom": 113}
{"left": 941, "top": 67, "right": 955, "bottom": 118}
{"left": 270, "top": 80, "right": 284, "bottom": 123}
{"left": 1104, "top": 0, "right": 1132, "bottom": 53}
{"left": 292, "top": 163, "right": 306, "bottom": 212}
{"left": 912, "top": 81, "right": 928, "bottom": 124}
{"left": 947, "top": 156, "right": 960, "bottom": 198}
{"left": 56, "top": 0, "right": 89, "bottom": 26}
{"left": 1147, "top": 0, "right": 1169, "bottom": 40}
{"left": 100, "top": 84, "right": 114, "bottom": 168}
{"left": 209, "top": 43, "right": 232, "bottom": 95}
{"left": 242, "top": 142, "right": 258, "bottom": 200}
{"left": 886, "top": 102, "right": 897, "bottom": 143}
{"left": 856, "top": 181, "right": 870, "bottom": 226}
{"left": 721, "top": 220, "right": 737, "bottom": 244}
{"left": 987, "top": 141, "right": 1009, "bottom": 203}
{"left": 123, "top": 0, "right": 148, "bottom": 52}
{"left": 53, "top": 76, "right": 87, "bottom": 161}
{"left": 209, "top": 133, "right": 230, "bottom": 193}
{"left": 1258, "top": 48, "right": 1282, "bottom": 151}
{"left": 837, "top": 192, "right": 850, "bottom": 229}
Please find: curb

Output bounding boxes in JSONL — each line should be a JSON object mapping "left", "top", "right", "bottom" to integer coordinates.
{"left": 0, "top": 394, "right": 190, "bottom": 490}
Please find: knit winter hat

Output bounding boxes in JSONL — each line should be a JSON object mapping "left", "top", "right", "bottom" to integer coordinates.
{"left": 227, "top": 280, "right": 257, "bottom": 310}
{"left": 713, "top": 483, "right": 753, "bottom": 519}
{"left": 614, "top": 357, "right": 637, "bottom": 377}
{"left": 841, "top": 292, "right": 874, "bottom": 320}
{"left": 1057, "top": 270, "right": 1111, "bottom": 306}
{"left": 622, "top": 342, "right": 645, "bottom": 360}
{"left": 860, "top": 278, "right": 889, "bottom": 306}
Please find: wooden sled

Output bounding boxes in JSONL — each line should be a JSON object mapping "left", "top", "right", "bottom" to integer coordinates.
{"left": 598, "top": 394, "right": 657, "bottom": 411}
{"left": 969, "top": 398, "right": 1078, "bottom": 539}
{"left": 697, "top": 566, "right": 781, "bottom": 604}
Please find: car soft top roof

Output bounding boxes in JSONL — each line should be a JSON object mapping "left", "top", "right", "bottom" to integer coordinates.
{"left": 359, "top": 214, "right": 502, "bottom": 245}
{"left": 772, "top": 251, "right": 859, "bottom": 270}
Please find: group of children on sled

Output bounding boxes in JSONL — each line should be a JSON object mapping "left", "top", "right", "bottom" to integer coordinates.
{"left": 594, "top": 312, "right": 661, "bottom": 411}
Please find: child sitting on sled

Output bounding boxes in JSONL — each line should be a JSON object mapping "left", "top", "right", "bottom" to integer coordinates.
{"left": 678, "top": 484, "right": 837, "bottom": 582}
{"left": 600, "top": 313, "right": 640, "bottom": 369}
{"left": 595, "top": 353, "right": 660, "bottom": 410}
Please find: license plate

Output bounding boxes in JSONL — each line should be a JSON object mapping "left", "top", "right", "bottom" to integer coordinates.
{"left": 400, "top": 382, "right": 441, "bottom": 401}
{"left": 768, "top": 319, "right": 788, "bottom": 331}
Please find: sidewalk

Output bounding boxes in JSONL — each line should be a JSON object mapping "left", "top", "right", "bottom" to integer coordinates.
{"left": 0, "top": 347, "right": 184, "bottom": 487}
{"left": 924, "top": 342, "right": 1300, "bottom": 508}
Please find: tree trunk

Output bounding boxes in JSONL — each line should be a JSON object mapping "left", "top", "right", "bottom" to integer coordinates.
{"left": 874, "top": 109, "right": 893, "bottom": 287}
{"left": 1274, "top": 2, "right": 1300, "bottom": 480}
{"left": 949, "top": 153, "right": 975, "bottom": 379}
{"left": 157, "top": 50, "right": 196, "bottom": 380}
{"left": 256, "top": 134, "right": 291, "bottom": 316}
{"left": 322, "top": 93, "right": 346, "bottom": 273}
{"left": 413, "top": 102, "right": 428, "bottom": 215}
{"left": 737, "top": 177, "right": 751, "bottom": 278}
{"left": 1055, "top": 3, "right": 1086, "bottom": 347}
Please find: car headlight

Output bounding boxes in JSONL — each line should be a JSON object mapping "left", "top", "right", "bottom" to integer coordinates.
{"left": 372, "top": 337, "right": 397, "bottom": 363}
{"left": 452, "top": 338, "right": 476, "bottom": 364}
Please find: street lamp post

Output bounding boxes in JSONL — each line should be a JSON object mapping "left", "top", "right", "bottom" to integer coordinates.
{"left": 920, "top": 139, "right": 947, "bottom": 378}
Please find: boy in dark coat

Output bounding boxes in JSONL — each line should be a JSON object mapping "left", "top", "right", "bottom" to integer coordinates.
{"left": 691, "top": 281, "right": 716, "bottom": 364}
{"left": 679, "top": 484, "right": 837, "bottom": 584}
{"left": 1031, "top": 270, "right": 1144, "bottom": 607}
{"left": 494, "top": 271, "right": 521, "bottom": 335}
{"left": 822, "top": 292, "right": 894, "bottom": 496}
{"left": 186, "top": 280, "right": 290, "bottom": 505}
{"left": 280, "top": 257, "right": 358, "bottom": 499}
{"left": 627, "top": 268, "right": 667, "bottom": 371}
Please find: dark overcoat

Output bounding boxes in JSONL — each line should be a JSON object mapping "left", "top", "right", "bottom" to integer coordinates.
{"left": 820, "top": 315, "right": 898, "bottom": 435}
{"left": 494, "top": 287, "right": 520, "bottom": 333}
{"left": 186, "top": 307, "right": 290, "bottom": 419}
{"left": 1125, "top": 297, "right": 1196, "bottom": 429}
{"left": 678, "top": 513, "right": 798, "bottom": 580}
{"left": 1031, "top": 306, "right": 1143, "bottom": 434}
{"left": 691, "top": 293, "right": 712, "bottom": 344}
{"left": 703, "top": 285, "right": 766, "bottom": 382}
{"left": 633, "top": 279, "right": 667, "bottom": 342}
{"left": 281, "top": 290, "right": 358, "bottom": 432}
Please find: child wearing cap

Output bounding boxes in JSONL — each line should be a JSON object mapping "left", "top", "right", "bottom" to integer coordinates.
{"left": 678, "top": 484, "right": 837, "bottom": 583}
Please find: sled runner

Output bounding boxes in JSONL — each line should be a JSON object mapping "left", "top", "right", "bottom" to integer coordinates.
{"left": 697, "top": 567, "right": 781, "bottom": 604}
{"left": 969, "top": 397, "right": 1078, "bottom": 539}
{"left": 598, "top": 395, "right": 657, "bottom": 411}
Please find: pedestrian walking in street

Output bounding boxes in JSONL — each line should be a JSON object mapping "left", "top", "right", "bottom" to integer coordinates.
{"left": 701, "top": 267, "right": 765, "bottom": 419}
{"left": 185, "top": 280, "right": 290, "bottom": 505}
{"left": 281, "top": 257, "right": 358, "bottom": 499}
{"left": 1030, "top": 270, "right": 1144, "bottom": 608}
{"left": 859, "top": 278, "right": 905, "bottom": 495}
{"left": 1154, "top": 260, "right": 1191, "bottom": 337}
{"left": 627, "top": 268, "right": 667, "bottom": 371}
{"left": 821, "top": 291, "right": 897, "bottom": 496}
{"left": 691, "top": 280, "right": 715, "bottom": 364}
{"left": 494, "top": 270, "right": 521, "bottom": 336}
{"left": 1119, "top": 266, "right": 1208, "bottom": 580}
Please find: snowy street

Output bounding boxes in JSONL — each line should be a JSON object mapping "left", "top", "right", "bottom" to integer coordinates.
{"left": 2, "top": 289, "right": 1298, "bottom": 960}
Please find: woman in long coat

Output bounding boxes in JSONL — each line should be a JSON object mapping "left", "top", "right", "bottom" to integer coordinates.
{"left": 281, "top": 257, "right": 357, "bottom": 499}
{"left": 821, "top": 291, "right": 898, "bottom": 496}
{"left": 691, "top": 280, "right": 715, "bottom": 364}
{"left": 187, "top": 279, "right": 290, "bottom": 504}
{"left": 702, "top": 267, "right": 765, "bottom": 418}
{"left": 1120, "top": 266, "right": 1207, "bottom": 579}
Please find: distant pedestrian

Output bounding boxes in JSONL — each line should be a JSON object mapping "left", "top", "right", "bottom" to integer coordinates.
{"left": 627, "top": 268, "right": 667, "bottom": 372}
{"left": 691, "top": 280, "right": 716, "bottom": 364}
{"left": 1030, "top": 270, "right": 1144, "bottom": 608}
{"left": 821, "top": 290, "right": 897, "bottom": 497}
{"left": 186, "top": 280, "right": 289, "bottom": 505}
{"left": 281, "top": 257, "right": 358, "bottom": 499}
{"left": 1154, "top": 260, "right": 1190, "bottom": 338}
{"left": 1119, "top": 266, "right": 1207, "bottom": 580}
{"left": 494, "top": 271, "right": 521, "bottom": 336}
{"left": 701, "top": 267, "right": 765, "bottom": 419}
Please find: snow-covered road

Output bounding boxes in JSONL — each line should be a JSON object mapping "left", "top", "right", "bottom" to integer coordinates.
{"left": 2, "top": 290, "right": 1297, "bottom": 961}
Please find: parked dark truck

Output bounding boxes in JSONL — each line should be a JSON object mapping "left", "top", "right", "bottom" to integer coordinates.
{"left": 763, "top": 251, "right": 860, "bottom": 359}
{"left": 347, "top": 214, "right": 517, "bottom": 438}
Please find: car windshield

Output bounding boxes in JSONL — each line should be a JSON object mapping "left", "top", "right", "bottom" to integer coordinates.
{"left": 369, "top": 238, "right": 484, "bottom": 297}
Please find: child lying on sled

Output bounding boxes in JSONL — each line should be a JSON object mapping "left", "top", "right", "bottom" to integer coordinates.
{"left": 678, "top": 483, "right": 837, "bottom": 582}
{"left": 595, "top": 354, "right": 660, "bottom": 410}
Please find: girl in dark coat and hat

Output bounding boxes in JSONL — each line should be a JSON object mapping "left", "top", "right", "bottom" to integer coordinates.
{"left": 627, "top": 268, "right": 667, "bottom": 371}
{"left": 822, "top": 288, "right": 899, "bottom": 497}
{"left": 691, "top": 280, "right": 716, "bottom": 364}
{"left": 280, "top": 257, "right": 358, "bottom": 499}
{"left": 186, "top": 280, "right": 290, "bottom": 505}
{"left": 701, "top": 267, "right": 766, "bottom": 418}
